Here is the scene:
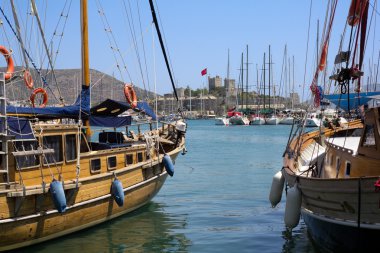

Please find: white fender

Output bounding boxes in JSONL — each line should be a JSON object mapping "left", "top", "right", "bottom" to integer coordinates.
{"left": 284, "top": 183, "right": 301, "bottom": 229}
{"left": 269, "top": 170, "right": 285, "bottom": 207}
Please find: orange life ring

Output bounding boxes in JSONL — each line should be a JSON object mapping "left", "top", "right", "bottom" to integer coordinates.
{"left": 0, "top": 46, "right": 14, "bottom": 80}
{"left": 30, "top": 87, "right": 48, "bottom": 108}
{"left": 124, "top": 84, "right": 138, "bottom": 108}
{"left": 23, "top": 70, "right": 34, "bottom": 89}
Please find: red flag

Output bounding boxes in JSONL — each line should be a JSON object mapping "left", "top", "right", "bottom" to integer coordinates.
{"left": 201, "top": 68, "right": 207, "bottom": 76}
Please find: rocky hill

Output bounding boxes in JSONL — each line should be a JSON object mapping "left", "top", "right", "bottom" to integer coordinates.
{"left": 2, "top": 67, "right": 157, "bottom": 106}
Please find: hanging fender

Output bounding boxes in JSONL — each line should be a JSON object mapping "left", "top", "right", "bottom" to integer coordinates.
{"left": 124, "top": 83, "right": 138, "bottom": 108}
{"left": 30, "top": 87, "right": 48, "bottom": 108}
{"left": 0, "top": 46, "right": 14, "bottom": 80}
{"left": 50, "top": 180, "right": 67, "bottom": 213}
{"left": 162, "top": 154, "right": 174, "bottom": 177}
{"left": 347, "top": 0, "right": 368, "bottom": 26}
{"left": 23, "top": 70, "right": 34, "bottom": 89}
{"left": 111, "top": 179, "right": 124, "bottom": 207}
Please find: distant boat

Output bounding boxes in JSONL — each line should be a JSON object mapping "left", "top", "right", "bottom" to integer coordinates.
{"left": 215, "top": 116, "right": 229, "bottom": 126}
{"left": 250, "top": 115, "right": 265, "bottom": 125}
{"left": 265, "top": 115, "right": 280, "bottom": 125}
{"left": 228, "top": 111, "right": 250, "bottom": 125}
{"left": 279, "top": 116, "right": 295, "bottom": 125}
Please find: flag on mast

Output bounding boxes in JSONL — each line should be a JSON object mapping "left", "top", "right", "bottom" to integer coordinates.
{"left": 201, "top": 68, "right": 207, "bottom": 76}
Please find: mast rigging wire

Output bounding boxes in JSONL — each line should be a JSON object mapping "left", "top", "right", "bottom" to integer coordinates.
{"left": 122, "top": 0, "right": 149, "bottom": 100}
{"left": 0, "top": 5, "right": 61, "bottom": 103}
{"left": 148, "top": 0, "right": 178, "bottom": 101}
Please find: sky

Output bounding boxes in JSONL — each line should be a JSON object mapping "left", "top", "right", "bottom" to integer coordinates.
{"left": 1, "top": 0, "right": 379, "bottom": 102}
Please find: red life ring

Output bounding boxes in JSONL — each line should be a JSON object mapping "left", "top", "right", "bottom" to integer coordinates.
{"left": 0, "top": 46, "right": 14, "bottom": 80}
{"left": 124, "top": 84, "right": 138, "bottom": 108}
{"left": 23, "top": 70, "right": 34, "bottom": 89}
{"left": 30, "top": 87, "right": 48, "bottom": 108}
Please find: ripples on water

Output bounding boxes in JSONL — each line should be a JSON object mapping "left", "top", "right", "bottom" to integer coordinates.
{"left": 22, "top": 120, "right": 321, "bottom": 253}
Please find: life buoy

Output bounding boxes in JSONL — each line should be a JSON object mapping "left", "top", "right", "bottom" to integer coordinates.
{"left": 0, "top": 46, "right": 14, "bottom": 80}
{"left": 23, "top": 70, "right": 34, "bottom": 89}
{"left": 124, "top": 84, "right": 138, "bottom": 108}
{"left": 30, "top": 87, "right": 48, "bottom": 108}
{"left": 347, "top": 0, "right": 368, "bottom": 26}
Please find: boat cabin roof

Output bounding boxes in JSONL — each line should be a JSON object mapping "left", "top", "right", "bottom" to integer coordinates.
{"left": 325, "top": 136, "right": 361, "bottom": 156}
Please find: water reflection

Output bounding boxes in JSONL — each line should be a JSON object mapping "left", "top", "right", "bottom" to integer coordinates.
{"left": 16, "top": 202, "right": 191, "bottom": 253}
{"left": 281, "top": 222, "right": 321, "bottom": 253}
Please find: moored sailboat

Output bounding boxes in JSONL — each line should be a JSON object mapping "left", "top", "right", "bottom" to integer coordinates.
{"left": 0, "top": 0, "right": 186, "bottom": 251}
{"left": 270, "top": 1, "right": 380, "bottom": 252}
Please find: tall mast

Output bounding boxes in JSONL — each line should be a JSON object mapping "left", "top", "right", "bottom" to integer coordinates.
{"left": 263, "top": 53, "right": 266, "bottom": 109}
{"left": 246, "top": 45, "right": 249, "bottom": 110}
{"left": 226, "top": 49, "right": 230, "bottom": 112}
{"left": 81, "top": 0, "right": 90, "bottom": 88}
{"left": 241, "top": 52, "right": 244, "bottom": 109}
{"left": 81, "top": 0, "right": 91, "bottom": 138}
{"left": 292, "top": 55, "right": 295, "bottom": 110}
{"left": 10, "top": 0, "right": 28, "bottom": 69}
{"left": 268, "top": 45, "right": 271, "bottom": 110}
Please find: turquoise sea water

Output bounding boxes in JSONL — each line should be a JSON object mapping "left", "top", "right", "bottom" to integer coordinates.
{"left": 21, "top": 120, "right": 319, "bottom": 253}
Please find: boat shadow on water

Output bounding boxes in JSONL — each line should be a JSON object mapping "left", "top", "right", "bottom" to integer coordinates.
{"left": 281, "top": 222, "right": 322, "bottom": 253}
{"left": 12, "top": 202, "right": 191, "bottom": 253}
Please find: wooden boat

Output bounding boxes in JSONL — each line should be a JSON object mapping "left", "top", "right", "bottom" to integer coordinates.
{"left": 0, "top": 0, "right": 186, "bottom": 251}
{"left": 269, "top": 1, "right": 380, "bottom": 251}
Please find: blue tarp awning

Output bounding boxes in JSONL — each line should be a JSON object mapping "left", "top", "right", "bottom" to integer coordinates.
{"left": 324, "top": 91, "right": 380, "bottom": 111}
{"left": 2, "top": 117, "right": 35, "bottom": 140}
{"left": 7, "top": 86, "right": 91, "bottom": 119}
{"left": 6, "top": 86, "right": 156, "bottom": 128}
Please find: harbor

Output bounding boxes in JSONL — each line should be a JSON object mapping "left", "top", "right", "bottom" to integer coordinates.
{"left": 0, "top": 0, "right": 380, "bottom": 252}
{"left": 18, "top": 120, "right": 314, "bottom": 253}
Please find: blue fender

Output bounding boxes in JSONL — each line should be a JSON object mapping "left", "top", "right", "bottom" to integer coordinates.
{"left": 50, "top": 180, "right": 67, "bottom": 213}
{"left": 162, "top": 154, "right": 174, "bottom": 177}
{"left": 111, "top": 179, "right": 124, "bottom": 207}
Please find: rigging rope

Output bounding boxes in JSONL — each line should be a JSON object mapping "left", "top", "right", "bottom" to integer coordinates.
{"left": 148, "top": 0, "right": 178, "bottom": 101}
{"left": 302, "top": 0, "right": 313, "bottom": 103}
{"left": 136, "top": 0, "right": 151, "bottom": 98}
{"left": 0, "top": 5, "right": 62, "bottom": 103}
{"left": 122, "top": 0, "right": 149, "bottom": 99}
{"left": 31, "top": 0, "right": 64, "bottom": 104}
{"left": 95, "top": 0, "right": 133, "bottom": 83}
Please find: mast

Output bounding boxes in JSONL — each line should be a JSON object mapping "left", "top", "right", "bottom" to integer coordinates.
{"left": 226, "top": 49, "right": 230, "bottom": 114}
{"left": 292, "top": 55, "right": 295, "bottom": 110}
{"left": 81, "top": 0, "right": 90, "bottom": 88}
{"left": 256, "top": 64, "right": 259, "bottom": 114}
{"left": 241, "top": 52, "right": 244, "bottom": 110}
{"left": 81, "top": 0, "right": 91, "bottom": 138}
{"left": 268, "top": 45, "right": 271, "bottom": 110}
{"left": 246, "top": 45, "right": 249, "bottom": 110}
{"left": 10, "top": 0, "right": 28, "bottom": 69}
{"left": 263, "top": 53, "right": 266, "bottom": 109}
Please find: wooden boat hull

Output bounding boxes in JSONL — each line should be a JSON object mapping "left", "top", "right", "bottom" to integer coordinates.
{"left": 301, "top": 209, "right": 380, "bottom": 252}
{"left": 302, "top": 208, "right": 380, "bottom": 252}
{"left": 0, "top": 148, "right": 181, "bottom": 251}
{"left": 283, "top": 170, "right": 380, "bottom": 252}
